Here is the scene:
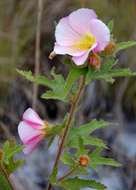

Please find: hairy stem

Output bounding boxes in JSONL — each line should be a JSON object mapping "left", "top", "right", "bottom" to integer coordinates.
{"left": 47, "top": 75, "right": 86, "bottom": 190}
{"left": 32, "top": 0, "right": 43, "bottom": 110}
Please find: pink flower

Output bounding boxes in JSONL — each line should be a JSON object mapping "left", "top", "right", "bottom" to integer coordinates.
{"left": 18, "top": 108, "right": 47, "bottom": 154}
{"left": 52, "top": 8, "right": 110, "bottom": 65}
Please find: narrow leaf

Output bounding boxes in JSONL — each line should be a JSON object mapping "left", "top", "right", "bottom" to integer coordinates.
{"left": 108, "top": 20, "right": 114, "bottom": 32}
{"left": 68, "top": 120, "right": 109, "bottom": 142}
{"left": 116, "top": 41, "right": 136, "bottom": 52}
{"left": 68, "top": 136, "right": 107, "bottom": 149}
{"left": 89, "top": 148, "right": 121, "bottom": 169}
{"left": 61, "top": 152, "right": 75, "bottom": 166}
{"left": 59, "top": 177, "right": 106, "bottom": 190}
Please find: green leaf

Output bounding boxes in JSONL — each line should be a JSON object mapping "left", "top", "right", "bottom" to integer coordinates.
{"left": 108, "top": 20, "right": 114, "bottom": 32}
{"left": 0, "top": 168, "right": 13, "bottom": 190}
{"left": 2, "top": 141, "right": 24, "bottom": 174}
{"left": 61, "top": 152, "right": 75, "bottom": 166}
{"left": 40, "top": 68, "right": 67, "bottom": 101}
{"left": 17, "top": 69, "right": 52, "bottom": 86}
{"left": 116, "top": 41, "right": 136, "bottom": 52}
{"left": 17, "top": 68, "right": 67, "bottom": 101}
{"left": 17, "top": 67, "right": 87, "bottom": 102}
{"left": 89, "top": 148, "right": 121, "bottom": 169}
{"left": 3, "top": 141, "right": 23, "bottom": 164}
{"left": 68, "top": 136, "right": 107, "bottom": 149}
{"left": 68, "top": 120, "right": 109, "bottom": 143}
{"left": 59, "top": 177, "right": 106, "bottom": 190}
{"left": 17, "top": 69, "right": 34, "bottom": 82}
{"left": 63, "top": 67, "right": 87, "bottom": 96}
{"left": 86, "top": 58, "right": 136, "bottom": 84}
{"left": 91, "top": 157, "right": 121, "bottom": 168}
{"left": 42, "top": 67, "right": 87, "bottom": 101}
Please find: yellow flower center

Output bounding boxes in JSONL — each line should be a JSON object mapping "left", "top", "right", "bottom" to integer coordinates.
{"left": 74, "top": 33, "right": 96, "bottom": 51}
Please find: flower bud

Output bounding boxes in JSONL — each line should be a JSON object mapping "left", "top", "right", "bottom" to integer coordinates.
{"left": 18, "top": 108, "right": 48, "bottom": 154}
{"left": 89, "top": 53, "right": 101, "bottom": 70}
{"left": 79, "top": 155, "right": 90, "bottom": 167}
{"left": 103, "top": 41, "right": 116, "bottom": 56}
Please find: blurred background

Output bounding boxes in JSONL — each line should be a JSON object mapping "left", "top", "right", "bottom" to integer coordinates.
{"left": 0, "top": 0, "right": 136, "bottom": 190}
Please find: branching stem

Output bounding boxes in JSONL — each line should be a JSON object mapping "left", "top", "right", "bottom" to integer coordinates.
{"left": 47, "top": 75, "right": 86, "bottom": 190}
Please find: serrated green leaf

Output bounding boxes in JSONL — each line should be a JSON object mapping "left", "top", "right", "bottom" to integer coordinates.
{"left": 3, "top": 141, "right": 23, "bottom": 164}
{"left": 43, "top": 67, "right": 87, "bottom": 101}
{"left": 90, "top": 156, "right": 121, "bottom": 169}
{"left": 68, "top": 136, "right": 107, "bottom": 149}
{"left": 17, "top": 69, "right": 52, "bottom": 86}
{"left": 2, "top": 141, "right": 24, "bottom": 174}
{"left": 89, "top": 148, "right": 121, "bottom": 169}
{"left": 61, "top": 152, "right": 75, "bottom": 166}
{"left": 59, "top": 177, "right": 106, "bottom": 190}
{"left": 37, "top": 67, "right": 66, "bottom": 101}
{"left": 68, "top": 120, "right": 109, "bottom": 143}
{"left": 17, "top": 67, "right": 87, "bottom": 102}
{"left": 17, "top": 68, "right": 67, "bottom": 101}
{"left": 116, "top": 41, "right": 136, "bottom": 52}
{"left": 63, "top": 67, "right": 87, "bottom": 96}
{"left": 17, "top": 69, "right": 34, "bottom": 82}
{"left": 86, "top": 58, "right": 136, "bottom": 84}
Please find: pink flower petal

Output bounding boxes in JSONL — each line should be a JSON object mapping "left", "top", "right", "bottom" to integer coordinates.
{"left": 55, "top": 16, "right": 81, "bottom": 46}
{"left": 69, "top": 8, "right": 97, "bottom": 35}
{"left": 54, "top": 43, "right": 86, "bottom": 56}
{"left": 23, "top": 108, "right": 44, "bottom": 128}
{"left": 72, "top": 51, "right": 90, "bottom": 66}
{"left": 72, "top": 43, "right": 97, "bottom": 65}
{"left": 18, "top": 121, "right": 43, "bottom": 144}
{"left": 23, "top": 135, "right": 43, "bottom": 154}
{"left": 89, "top": 19, "right": 110, "bottom": 52}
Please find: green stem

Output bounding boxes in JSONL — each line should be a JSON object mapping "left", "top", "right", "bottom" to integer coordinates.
{"left": 47, "top": 75, "right": 86, "bottom": 190}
